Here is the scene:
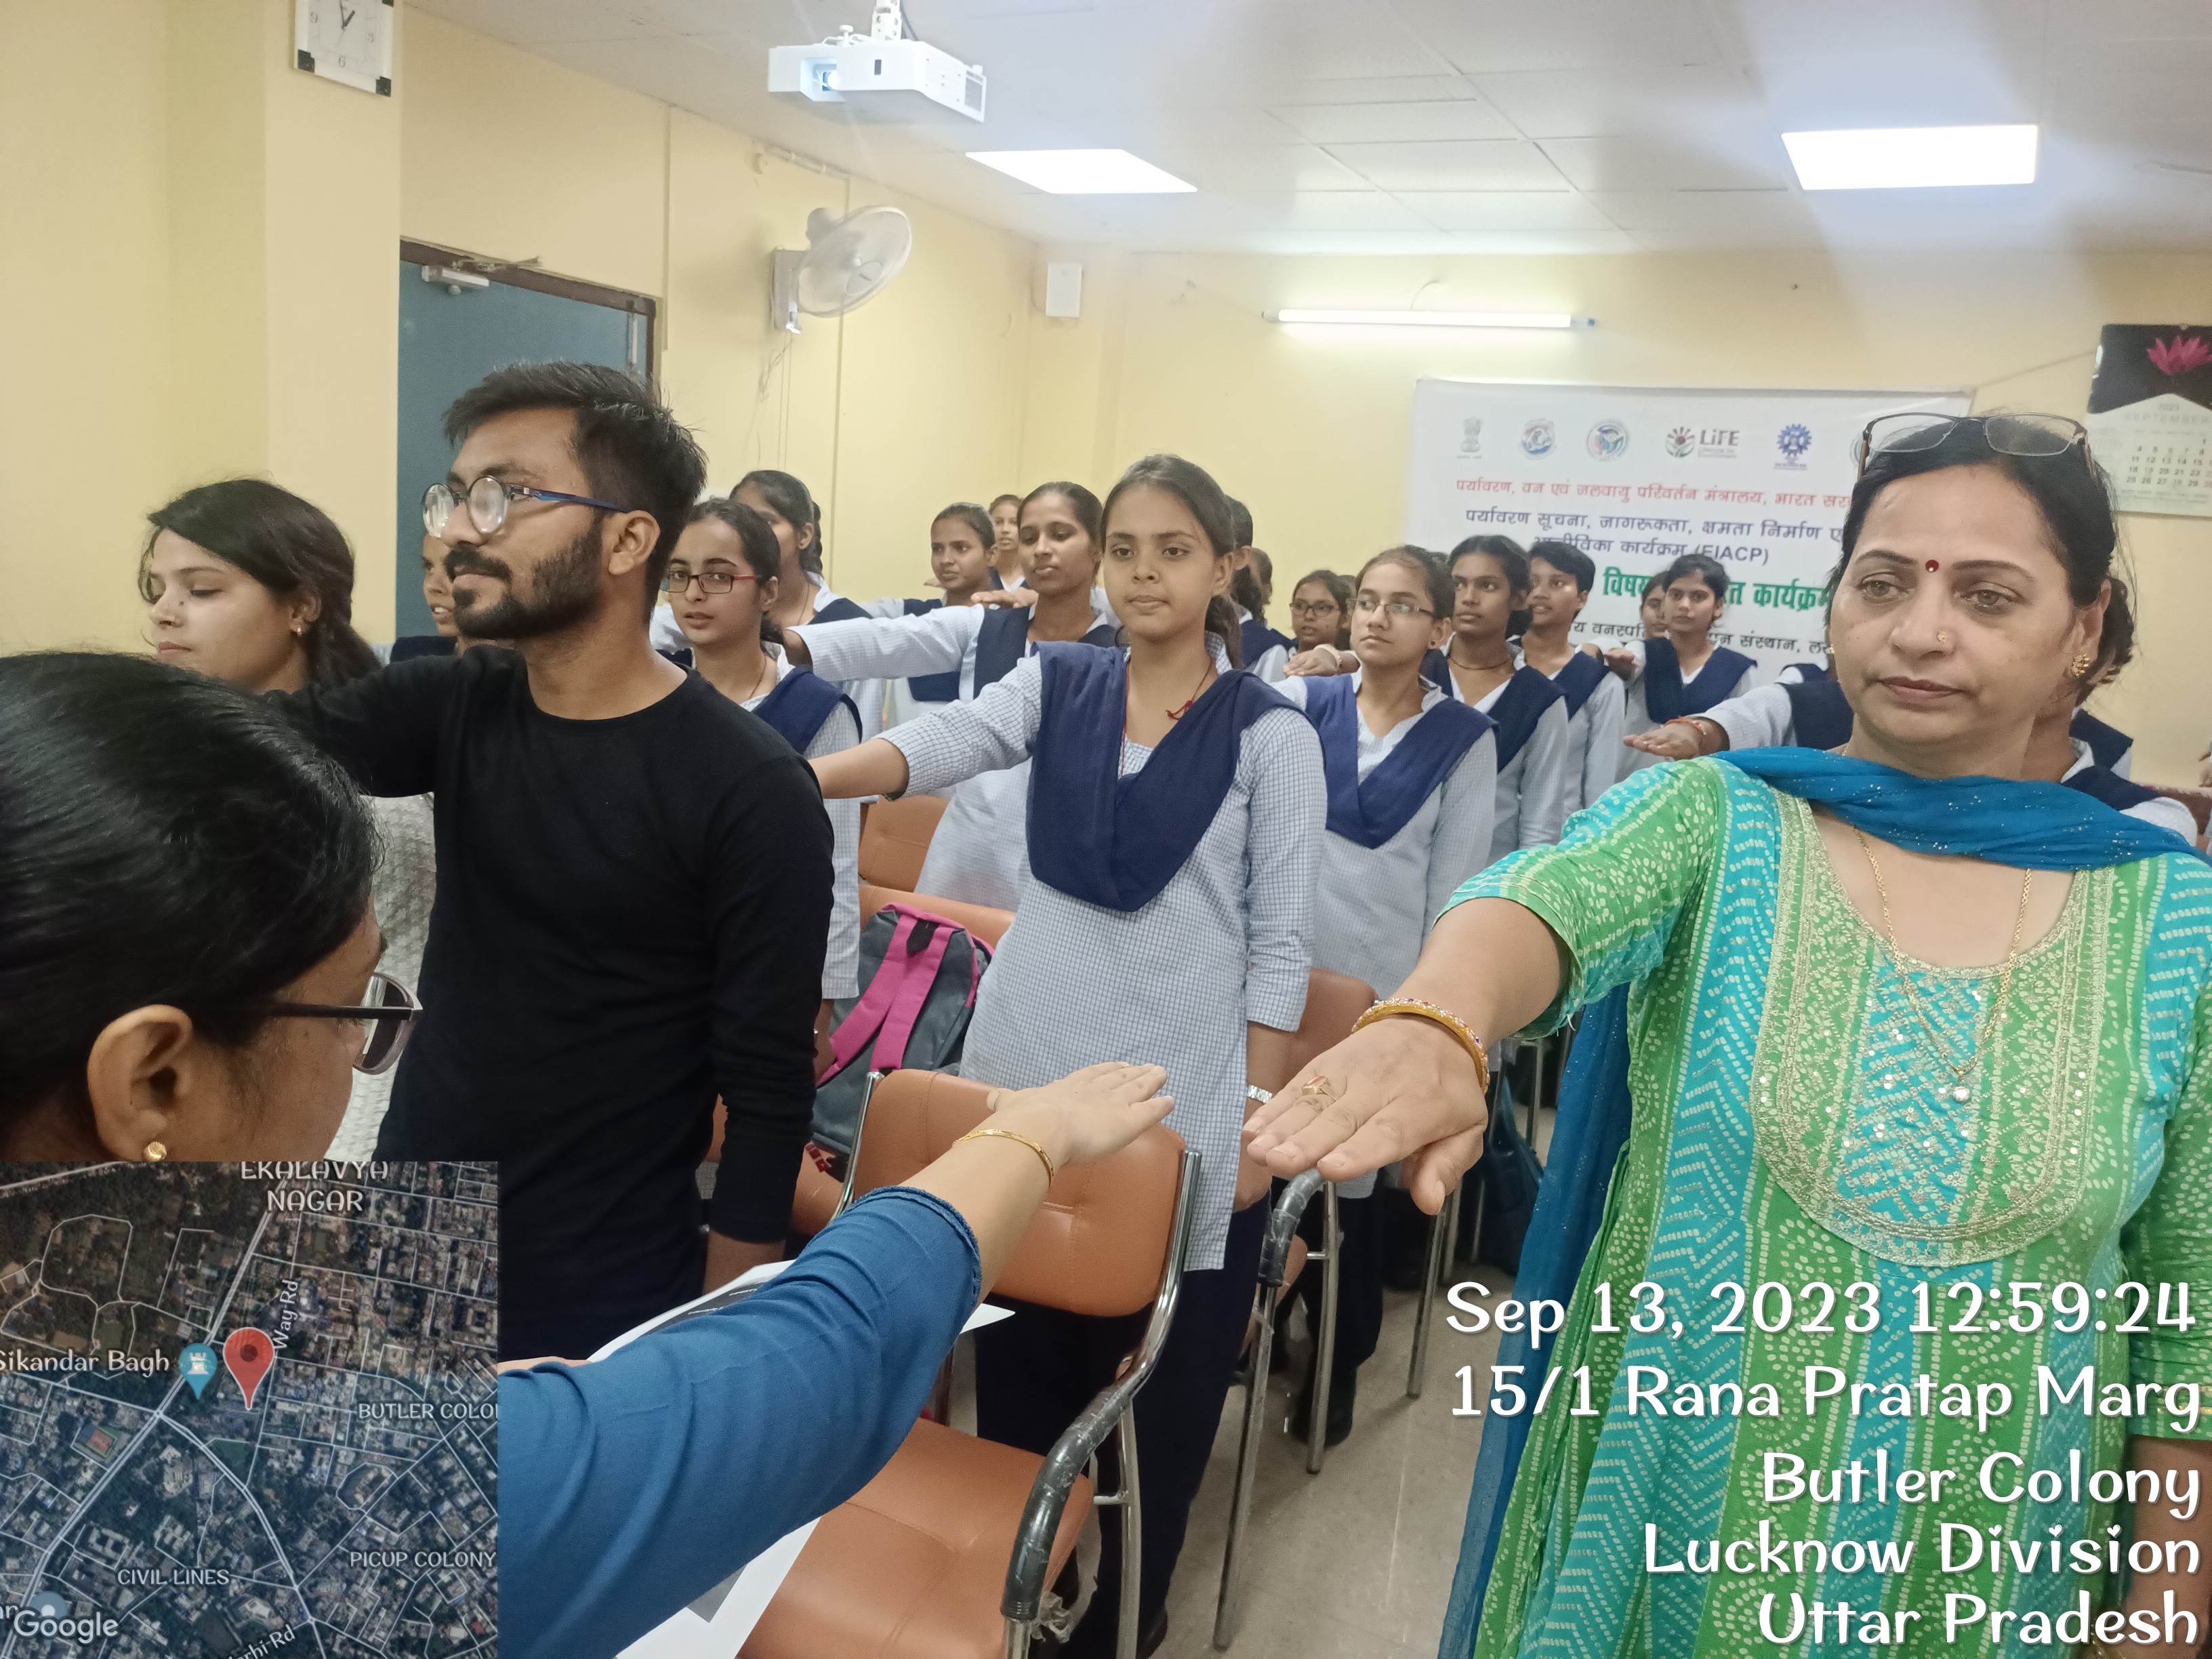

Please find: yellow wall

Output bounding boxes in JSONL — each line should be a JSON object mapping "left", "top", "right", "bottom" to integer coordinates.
{"left": 1042, "top": 250, "right": 2212, "bottom": 783}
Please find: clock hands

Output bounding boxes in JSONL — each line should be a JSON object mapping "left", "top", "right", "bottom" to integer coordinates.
{"left": 339, "top": 3, "right": 355, "bottom": 27}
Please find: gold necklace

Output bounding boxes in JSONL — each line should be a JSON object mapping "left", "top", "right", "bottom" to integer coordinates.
{"left": 1851, "top": 827, "right": 2031, "bottom": 1105}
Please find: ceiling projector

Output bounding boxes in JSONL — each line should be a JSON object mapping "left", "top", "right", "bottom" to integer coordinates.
{"left": 769, "top": 0, "right": 985, "bottom": 123}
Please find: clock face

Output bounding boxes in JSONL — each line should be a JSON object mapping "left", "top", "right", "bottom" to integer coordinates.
{"left": 296, "top": 0, "right": 394, "bottom": 96}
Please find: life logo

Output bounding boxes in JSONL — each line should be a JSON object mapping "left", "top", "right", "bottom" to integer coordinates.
{"left": 1586, "top": 419, "right": 1630, "bottom": 461}
{"left": 1664, "top": 426, "right": 1696, "bottom": 458}
{"left": 1775, "top": 422, "right": 1814, "bottom": 470}
{"left": 1520, "top": 418, "right": 1555, "bottom": 457}
{"left": 1458, "top": 417, "right": 1483, "bottom": 457}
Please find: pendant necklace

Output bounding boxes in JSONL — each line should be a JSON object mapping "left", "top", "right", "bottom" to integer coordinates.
{"left": 1853, "top": 827, "right": 2031, "bottom": 1106}
{"left": 1166, "top": 659, "right": 1216, "bottom": 720}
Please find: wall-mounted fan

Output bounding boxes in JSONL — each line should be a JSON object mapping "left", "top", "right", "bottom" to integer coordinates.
{"left": 771, "top": 205, "right": 914, "bottom": 333}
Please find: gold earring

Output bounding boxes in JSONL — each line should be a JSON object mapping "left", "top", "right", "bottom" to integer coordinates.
{"left": 2072, "top": 651, "right": 2095, "bottom": 678}
{"left": 143, "top": 1141, "right": 167, "bottom": 1162}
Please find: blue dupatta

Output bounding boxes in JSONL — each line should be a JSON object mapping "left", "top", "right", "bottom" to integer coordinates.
{"left": 1304, "top": 675, "right": 1492, "bottom": 850}
{"left": 899, "top": 598, "right": 960, "bottom": 703}
{"left": 1027, "top": 644, "right": 1291, "bottom": 912}
{"left": 1548, "top": 651, "right": 1608, "bottom": 720}
{"left": 1440, "top": 749, "right": 2203, "bottom": 1657}
{"left": 1642, "top": 638, "right": 1755, "bottom": 720}
{"left": 752, "top": 668, "right": 857, "bottom": 754}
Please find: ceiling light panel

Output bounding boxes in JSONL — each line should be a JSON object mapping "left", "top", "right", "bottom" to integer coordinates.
{"left": 968, "top": 148, "right": 1197, "bottom": 192}
{"left": 1782, "top": 125, "right": 2039, "bottom": 188}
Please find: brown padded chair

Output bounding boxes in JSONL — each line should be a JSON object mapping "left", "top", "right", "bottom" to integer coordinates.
{"left": 859, "top": 882, "right": 1015, "bottom": 950}
{"left": 859, "top": 794, "right": 949, "bottom": 890}
{"left": 745, "top": 1070, "right": 1199, "bottom": 1659}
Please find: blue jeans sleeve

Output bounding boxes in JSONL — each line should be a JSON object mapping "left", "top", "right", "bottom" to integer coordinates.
{"left": 499, "top": 1186, "right": 983, "bottom": 1659}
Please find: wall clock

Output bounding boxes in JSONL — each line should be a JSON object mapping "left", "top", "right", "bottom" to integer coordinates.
{"left": 295, "top": 0, "right": 394, "bottom": 96}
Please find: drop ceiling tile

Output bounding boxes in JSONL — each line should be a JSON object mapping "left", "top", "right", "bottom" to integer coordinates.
{"left": 1228, "top": 191, "right": 1443, "bottom": 231}
{"left": 2049, "top": 0, "right": 2212, "bottom": 38}
{"left": 1538, "top": 135, "right": 1790, "bottom": 192}
{"left": 409, "top": 0, "right": 743, "bottom": 46}
{"left": 1322, "top": 140, "right": 1570, "bottom": 190}
{"left": 1470, "top": 65, "right": 1763, "bottom": 138}
{"left": 1247, "top": 227, "right": 1643, "bottom": 253}
{"left": 1393, "top": 191, "right": 1620, "bottom": 230}
{"left": 1580, "top": 188, "right": 1816, "bottom": 234}
{"left": 1269, "top": 75, "right": 1483, "bottom": 107}
{"left": 1394, "top": 0, "right": 1721, "bottom": 74}
{"left": 1753, "top": 52, "right": 2041, "bottom": 130}
{"left": 2056, "top": 39, "right": 2212, "bottom": 120}
{"left": 1141, "top": 144, "right": 1372, "bottom": 192}
{"left": 1727, "top": 0, "right": 2047, "bottom": 60}
{"left": 1112, "top": 108, "right": 1311, "bottom": 146}
{"left": 1270, "top": 100, "right": 1519, "bottom": 144}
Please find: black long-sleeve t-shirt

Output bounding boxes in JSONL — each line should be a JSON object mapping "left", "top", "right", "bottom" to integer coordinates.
{"left": 275, "top": 651, "right": 831, "bottom": 1359}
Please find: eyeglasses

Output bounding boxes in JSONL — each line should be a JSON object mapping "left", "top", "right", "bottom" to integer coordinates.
{"left": 422, "top": 475, "right": 631, "bottom": 539}
{"left": 1290, "top": 600, "right": 1342, "bottom": 617}
{"left": 253, "top": 971, "right": 420, "bottom": 1076}
{"left": 1353, "top": 595, "right": 1435, "bottom": 619}
{"left": 663, "top": 569, "right": 759, "bottom": 596}
{"left": 1855, "top": 413, "right": 2089, "bottom": 475}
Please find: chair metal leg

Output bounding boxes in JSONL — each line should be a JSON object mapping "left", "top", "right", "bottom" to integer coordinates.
{"left": 1406, "top": 1180, "right": 1460, "bottom": 1399}
{"left": 1004, "top": 1619, "right": 1033, "bottom": 1658}
{"left": 1305, "top": 1182, "right": 1340, "bottom": 1474}
{"left": 1115, "top": 1410, "right": 1143, "bottom": 1659}
{"left": 1212, "top": 1283, "right": 1282, "bottom": 1650}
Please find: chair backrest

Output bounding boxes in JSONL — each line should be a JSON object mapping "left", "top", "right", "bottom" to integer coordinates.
{"left": 1290, "top": 968, "right": 1375, "bottom": 1077}
{"left": 859, "top": 882, "right": 1015, "bottom": 949}
{"left": 849, "top": 1070, "right": 1186, "bottom": 1317}
{"left": 859, "top": 794, "right": 949, "bottom": 889}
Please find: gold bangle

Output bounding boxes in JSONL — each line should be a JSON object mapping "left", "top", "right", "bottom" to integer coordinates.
{"left": 1351, "top": 998, "right": 1492, "bottom": 1095}
{"left": 958, "top": 1125, "right": 1057, "bottom": 1183}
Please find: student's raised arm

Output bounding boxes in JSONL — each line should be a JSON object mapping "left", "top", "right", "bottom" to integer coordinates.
{"left": 785, "top": 606, "right": 980, "bottom": 680}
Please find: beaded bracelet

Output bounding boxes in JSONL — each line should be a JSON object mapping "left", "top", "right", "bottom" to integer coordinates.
{"left": 1351, "top": 998, "right": 1492, "bottom": 1096}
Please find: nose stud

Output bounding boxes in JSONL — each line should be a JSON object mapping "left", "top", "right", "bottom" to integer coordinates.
{"left": 1935, "top": 631, "right": 1952, "bottom": 647}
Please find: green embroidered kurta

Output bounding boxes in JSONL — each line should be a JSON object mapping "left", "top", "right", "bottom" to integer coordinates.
{"left": 1457, "top": 760, "right": 2212, "bottom": 1659}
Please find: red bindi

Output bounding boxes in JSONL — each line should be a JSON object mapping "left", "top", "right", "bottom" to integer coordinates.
{"left": 1924, "top": 559, "right": 1940, "bottom": 572}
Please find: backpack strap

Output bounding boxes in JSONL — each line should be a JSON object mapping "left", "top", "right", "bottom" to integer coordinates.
{"left": 817, "top": 909, "right": 920, "bottom": 1082}
{"left": 870, "top": 912, "right": 959, "bottom": 1073}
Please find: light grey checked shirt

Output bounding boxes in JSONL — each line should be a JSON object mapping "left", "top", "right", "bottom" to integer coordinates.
{"left": 884, "top": 645, "right": 1324, "bottom": 1269}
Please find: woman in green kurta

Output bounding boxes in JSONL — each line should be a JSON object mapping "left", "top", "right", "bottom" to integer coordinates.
{"left": 1248, "top": 415, "right": 2212, "bottom": 1659}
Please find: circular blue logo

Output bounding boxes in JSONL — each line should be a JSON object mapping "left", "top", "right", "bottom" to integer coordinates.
{"left": 1777, "top": 423, "right": 1814, "bottom": 461}
{"left": 1587, "top": 419, "right": 1630, "bottom": 460}
{"left": 1521, "top": 419, "right": 1555, "bottom": 457}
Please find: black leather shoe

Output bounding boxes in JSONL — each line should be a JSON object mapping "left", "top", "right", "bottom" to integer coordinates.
{"left": 1137, "top": 1606, "right": 1169, "bottom": 1658}
{"left": 1288, "top": 1370, "right": 1357, "bottom": 1448}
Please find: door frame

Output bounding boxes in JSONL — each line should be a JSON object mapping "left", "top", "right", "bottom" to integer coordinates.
{"left": 400, "top": 239, "right": 658, "bottom": 380}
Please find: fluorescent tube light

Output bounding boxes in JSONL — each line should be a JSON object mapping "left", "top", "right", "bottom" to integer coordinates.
{"left": 967, "top": 149, "right": 1194, "bottom": 194}
{"left": 1273, "top": 309, "right": 1582, "bottom": 329}
{"left": 1782, "top": 125, "right": 2038, "bottom": 190}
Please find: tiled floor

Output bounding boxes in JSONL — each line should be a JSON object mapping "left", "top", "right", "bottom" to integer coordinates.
{"left": 1151, "top": 1256, "right": 1516, "bottom": 1659}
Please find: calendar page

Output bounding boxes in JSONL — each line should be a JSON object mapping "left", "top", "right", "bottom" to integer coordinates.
{"left": 2085, "top": 324, "right": 2212, "bottom": 518}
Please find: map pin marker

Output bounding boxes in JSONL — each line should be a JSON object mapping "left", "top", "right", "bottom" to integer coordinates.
{"left": 224, "top": 1329, "right": 276, "bottom": 1409}
{"left": 178, "top": 1343, "right": 217, "bottom": 1400}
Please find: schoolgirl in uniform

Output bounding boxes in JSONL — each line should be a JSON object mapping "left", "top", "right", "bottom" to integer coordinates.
{"left": 1521, "top": 540, "right": 1626, "bottom": 816}
{"left": 651, "top": 468, "right": 884, "bottom": 739}
{"left": 662, "top": 499, "right": 861, "bottom": 1006}
{"left": 812, "top": 454, "right": 1324, "bottom": 1658}
{"left": 1432, "top": 537, "right": 1570, "bottom": 856}
{"left": 1273, "top": 546, "right": 1496, "bottom": 1439}
{"left": 878, "top": 501, "right": 1003, "bottom": 729}
{"left": 1227, "top": 499, "right": 1292, "bottom": 681}
{"left": 785, "top": 483, "right": 1120, "bottom": 909}
{"left": 1609, "top": 550, "right": 1762, "bottom": 779}
{"left": 1288, "top": 569, "right": 1353, "bottom": 653}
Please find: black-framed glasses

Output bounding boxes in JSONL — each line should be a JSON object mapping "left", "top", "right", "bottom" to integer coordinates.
{"left": 1290, "top": 599, "right": 1342, "bottom": 617}
{"left": 422, "top": 475, "right": 631, "bottom": 539}
{"left": 1855, "top": 413, "right": 2089, "bottom": 475}
{"left": 662, "top": 569, "right": 760, "bottom": 596}
{"left": 254, "top": 971, "right": 419, "bottom": 1076}
{"left": 1353, "top": 594, "right": 1435, "bottom": 619}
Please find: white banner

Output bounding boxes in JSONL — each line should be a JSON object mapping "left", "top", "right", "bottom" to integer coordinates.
{"left": 1405, "top": 382, "right": 1969, "bottom": 661}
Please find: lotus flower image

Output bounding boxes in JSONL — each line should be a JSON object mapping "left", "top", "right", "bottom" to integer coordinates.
{"left": 2146, "top": 334, "right": 2212, "bottom": 376}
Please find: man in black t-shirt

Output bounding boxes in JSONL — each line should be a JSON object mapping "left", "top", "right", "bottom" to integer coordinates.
{"left": 279, "top": 364, "right": 830, "bottom": 1360}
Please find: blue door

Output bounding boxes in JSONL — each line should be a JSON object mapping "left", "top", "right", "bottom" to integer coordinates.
{"left": 394, "top": 254, "right": 647, "bottom": 638}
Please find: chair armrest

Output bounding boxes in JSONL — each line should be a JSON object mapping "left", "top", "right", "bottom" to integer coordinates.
{"left": 1002, "top": 1149, "right": 1201, "bottom": 1623}
{"left": 1258, "top": 1170, "right": 1325, "bottom": 1288}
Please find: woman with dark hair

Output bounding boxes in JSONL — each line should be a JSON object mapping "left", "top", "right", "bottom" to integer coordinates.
{"left": 140, "top": 476, "right": 431, "bottom": 1162}
{"left": 1288, "top": 569, "right": 1353, "bottom": 653}
{"left": 1609, "top": 550, "right": 1763, "bottom": 778}
{"left": 0, "top": 653, "right": 407, "bottom": 1160}
{"left": 1273, "top": 546, "right": 1496, "bottom": 1442}
{"left": 782, "top": 481, "right": 1120, "bottom": 909}
{"left": 142, "top": 478, "right": 380, "bottom": 691}
{"left": 1251, "top": 413, "right": 2212, "bottom": 1659}
{"left": 1225, "top": 497, "right": 1291, "bottom": 680}
{"left": 810, "top": 454, "right": 1323, "bottom": 1656}
{"left": 663, "top": 498, "right": 862, "bottom": 1010}
{"left": 874, "top": 502, "right": 1004, "bottom": 728}
{"left": 988, "top": 491, "right": 1027, "bottom": 585}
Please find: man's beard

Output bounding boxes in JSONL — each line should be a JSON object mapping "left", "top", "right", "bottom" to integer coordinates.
{"left": 449, "top": 523, "right": 602, "bottom": 640}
